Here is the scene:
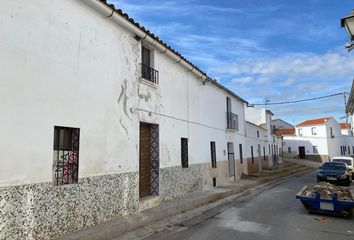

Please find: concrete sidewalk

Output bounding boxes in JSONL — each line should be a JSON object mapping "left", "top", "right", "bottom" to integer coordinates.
{"left": 58, "top": 161, "right": 313, "bottom": 240}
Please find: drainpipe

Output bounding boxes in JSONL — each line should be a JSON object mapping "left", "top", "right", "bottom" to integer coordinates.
{"left": 84, "top": 0, "right": 207, "bottom": 81}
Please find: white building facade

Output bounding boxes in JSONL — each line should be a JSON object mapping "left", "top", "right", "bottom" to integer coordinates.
{"left": 0, "top": 1, "right": 280, "bottom": 239}
{"left": 283, "top": 117, "right": 354, "bottom": 162}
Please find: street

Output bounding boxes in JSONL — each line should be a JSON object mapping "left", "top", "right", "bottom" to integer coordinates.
{"left": 139, "top": 171, "right": 354, "bottom": 240}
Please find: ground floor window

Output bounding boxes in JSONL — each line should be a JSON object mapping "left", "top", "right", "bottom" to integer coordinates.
{"left": 313, "top": 146, "right": 318, "bottom": 154}
{"left": 288, "top": 147, "right": 291, "bottom": 153}
{"left": 210, "top": 141, "right": 217, "bottom": 168}
{"left": 53, "top": 126, "right": 80, "bottom": 186}
{"left": 181, "top": 138, "right": 188, "bottom": 168}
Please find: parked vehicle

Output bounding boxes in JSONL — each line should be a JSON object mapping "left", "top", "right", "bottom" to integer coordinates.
{"left": 332, "top": 156, "right": 354, "bottom": 177}
{"left": 317, "top": 162, "right": 352, "bottom": 186}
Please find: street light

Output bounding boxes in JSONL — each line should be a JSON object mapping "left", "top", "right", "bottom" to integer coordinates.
{"left": 341, "top": 9, "right": 354, "bottom": 51}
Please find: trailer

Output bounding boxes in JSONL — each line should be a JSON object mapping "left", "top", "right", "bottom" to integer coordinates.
{"left": 296, "top": 186, "right": 354, "bottom": 218}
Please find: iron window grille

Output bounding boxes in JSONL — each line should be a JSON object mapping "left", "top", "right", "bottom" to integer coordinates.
{"left": 53, "top": 126, "right": 80, "bottom": 186}
{"left": 181, "top": 138, "right": 188, "bottom": 168}
{"left": 239, "top": 144, "right": 243, "bottom": 164}
{"left": 226, "top": 112, "right": 239, "bottom": 130}
{"left": 251, "top": 146, "right": 254, "bottom": 163}
{"left": 141, "top": 63, "right": 159, "bottom": 84}
{"left": 210, "top": 141, "right": 217, "bottom": 168}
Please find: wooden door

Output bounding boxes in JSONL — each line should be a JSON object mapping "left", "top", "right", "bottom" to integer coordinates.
{"left": 139, "top": 123, "right": 151, "bottom": 198}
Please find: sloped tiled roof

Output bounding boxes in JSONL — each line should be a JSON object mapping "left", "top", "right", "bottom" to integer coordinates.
{"left": 340, "top": 123, "right": 350, "bottom": 129}
{"left": 296, "top": 117, "right": 332, "bottom": 127}
{"left": 97, "top": 1, "right": 248, "bottom": 104}
{"left": 275, "top": 128, "right": 295, "bottom": 136}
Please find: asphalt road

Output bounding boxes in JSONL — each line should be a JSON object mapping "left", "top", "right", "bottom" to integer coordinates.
{"left": 144, "top": 171, "right": 354, "bottom": 240}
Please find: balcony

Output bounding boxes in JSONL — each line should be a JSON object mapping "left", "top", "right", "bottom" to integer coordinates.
{"left": 226, "top": 112, "right": 239, "bottom": 130}
{"left": 141, "top": 63, "right": 159, "bottom": 84}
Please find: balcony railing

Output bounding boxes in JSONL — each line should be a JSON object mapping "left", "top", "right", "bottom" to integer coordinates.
{"left": 226, "top": 112, "right": 239, "bottom": 130}
{"left": 141, "top": 63, "right": 159, "bottom": 84}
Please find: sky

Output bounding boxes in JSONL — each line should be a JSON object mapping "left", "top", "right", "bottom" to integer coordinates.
{"left": 111, "top": 0, "right": 354, "bottom": 125}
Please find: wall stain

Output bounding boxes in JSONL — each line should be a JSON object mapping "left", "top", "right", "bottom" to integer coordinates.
{"left": 117, "top": 80, "right": 129, "bottom": 117}
{"left": 138, "top": 91, "right": 151, "bottom": 102}
{"left": 119, "top": 119, "right": 128, "bottom": 135}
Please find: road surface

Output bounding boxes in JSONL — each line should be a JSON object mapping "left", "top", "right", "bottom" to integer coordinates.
{"left": 143, "top": 171, "right": 354, "bottom": 240}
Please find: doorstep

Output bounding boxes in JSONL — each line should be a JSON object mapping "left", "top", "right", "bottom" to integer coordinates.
{"left": 139, "top": 195, "right": 160, "bottom": 211}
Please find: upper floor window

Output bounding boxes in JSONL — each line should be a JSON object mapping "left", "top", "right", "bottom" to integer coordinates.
{"left": 298, "top": 128, "right": 303, "bottom": 136}
{"left": 53, "top": 126, "right": 80, "bottom": 186}
{"left": 226, "top": 97, "right": 239, "bottom": 130}
{"left": 257, "top": 130, "right": 259, "bottom": 138}
{"left": 141, "top": 46, "right": 159, "bottom": 84}
{"left": 311, "top": 127, "right": 317, "bottom": 135}
{"left": 330, "top": 127, "right": 334, "bottom": 137}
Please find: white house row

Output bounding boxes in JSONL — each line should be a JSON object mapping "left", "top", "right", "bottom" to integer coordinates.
{"left": 0, "top": 1, "right": 282, "bottom": 239}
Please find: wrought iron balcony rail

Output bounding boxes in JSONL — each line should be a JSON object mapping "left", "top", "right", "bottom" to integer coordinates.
{"left": 226, "top": 112, "right": 239, "bottom": 130}
{"left": 141, "top": 63, "right": 159, "bottom": 84}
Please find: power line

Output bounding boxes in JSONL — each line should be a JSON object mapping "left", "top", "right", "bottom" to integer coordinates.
{"left": 252, "top": 92, "right": 348, "bottom": 106}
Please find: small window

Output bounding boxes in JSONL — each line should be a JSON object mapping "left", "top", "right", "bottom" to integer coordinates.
{"left": 210, "top": 141, "right": 217, "bottom": 168}
{"left": 263, "top": 147, "right": 266, "bottom": 160}
{"left": 330, "top": 127, "right": 333, "bottom": 137}
{"left": 311, "top": 127, "right": 317, "bottom": 135}
{"left": 298, "top": 128, "right": 303, "bottom": 136}
{"left": 257, "top": 130, "right": 259, "bottom": 138}
{"left": 251, "top": 146, "right": 254, "bottom": 163}
{"left": 313, "top": 146, "right": 318, "bottom": 154}
{"left": 53, "top": 126, "right": 80, "bottom": 186}
{"left": 239, "top": 144, "right": 243, "bottom": 164}
{"left": 288, "top": 147, "right": 291, "bottom": 153}
{"left": 181, "top": 138, "right": 188, "bottom": 168}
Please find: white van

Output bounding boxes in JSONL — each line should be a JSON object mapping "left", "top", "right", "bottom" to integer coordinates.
{"left": 331, "top": 156, "right": 354, "bottom": 177}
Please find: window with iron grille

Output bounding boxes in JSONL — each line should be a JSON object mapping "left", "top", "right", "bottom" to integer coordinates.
{"left": 263, "top": 146, "right": 266, "bottom": 160}
{"left": 181, "top": 138, "right": 188, "bottom": 168}
{"left": 141, "top": 46, "right": 159, "bottom": 84}
{"left": 210, "top": 141, "right": 217, "bottom": 168}
{"left": 313, "top": 146, "right": 319, "bottom": 154}
{"left": 251, "top": 146, "right": 254, "bottom": 163}
{"left": 53, "top": 126, "right": 80, "bottom": 186}
{"left": 239, "top": 144, "right": 243, "bottom": 164}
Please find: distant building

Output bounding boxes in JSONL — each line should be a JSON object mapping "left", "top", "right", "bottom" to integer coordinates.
{"left": 282, "top": 117, "right": 354, "bottom": 162}
{"left": 272, "top": 119, "right": 294, "bottom": 130}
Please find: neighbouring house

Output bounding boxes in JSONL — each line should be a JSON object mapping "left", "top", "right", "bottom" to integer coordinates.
{"left": 281, "top": 117, "right": 354, "bottom": 162}
{"left": 340, "top": 123, "right": 352, "bottom": 136}
{"left": 272, "top": 118, "right": 294, "bottom": 130}
{"left": 0, "top": 1, "right": 280, "bottom": 239}
{"left": 245, "top": 107, "right": 282, "bottom": 170}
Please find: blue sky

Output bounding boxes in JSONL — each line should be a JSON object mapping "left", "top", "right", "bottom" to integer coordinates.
{"left": 112, "top": 0, "right": 354, "bottom": 125}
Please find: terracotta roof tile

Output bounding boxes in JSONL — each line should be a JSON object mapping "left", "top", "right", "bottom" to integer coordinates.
{"left": 97, "top": 0, "right": 249, "bottom": 104}
{"left": 296, "top": 117, "right": 332, "bottom": 127}
{"left": 340, "top": 123, "right": 350, "bottom": 129}
{"left": 275, "top": 128, "right": 295, "bottom": 136}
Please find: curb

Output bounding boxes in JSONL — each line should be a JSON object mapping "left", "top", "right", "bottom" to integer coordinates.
{"left": 59, "top": 166, "right": 314, "bottom": 240}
